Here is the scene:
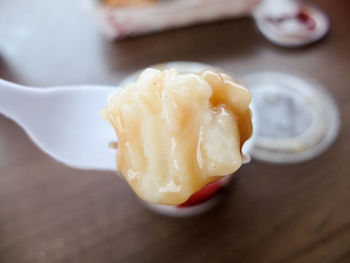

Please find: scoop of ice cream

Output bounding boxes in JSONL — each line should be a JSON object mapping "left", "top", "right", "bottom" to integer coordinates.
{"left": 101, "top": 68, "right": 252, "bottom": 205}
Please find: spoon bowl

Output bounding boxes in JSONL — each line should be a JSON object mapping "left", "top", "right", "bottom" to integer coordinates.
{"left": 0, "top": 79, "right": 121, "bottom": 171}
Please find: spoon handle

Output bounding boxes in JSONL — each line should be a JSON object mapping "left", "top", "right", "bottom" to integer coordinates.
{"left": 0, "top": 78, "right": 42, "bottom": 120}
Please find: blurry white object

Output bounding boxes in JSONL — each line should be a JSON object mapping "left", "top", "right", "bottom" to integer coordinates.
{"left": 84, "top": 0, "right": 261, "bottom": 39}
{"left": 0, "top": 79, "right": 120, "bottom": 171}
{"left": 254, "top": 0, "right": 329, "bottom": 47}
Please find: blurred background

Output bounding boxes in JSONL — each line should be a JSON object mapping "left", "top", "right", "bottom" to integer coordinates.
{"left": 0, "top": 0, "right": 349, "bottom": 262}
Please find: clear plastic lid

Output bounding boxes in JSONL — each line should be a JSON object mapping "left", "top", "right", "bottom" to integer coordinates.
{"left": 242, "top": 71, "right": 340, "bottom": 163}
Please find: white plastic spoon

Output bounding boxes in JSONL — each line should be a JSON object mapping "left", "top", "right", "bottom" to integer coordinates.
{"left": 0, "top": 78, "right": 121, "bottom": 171}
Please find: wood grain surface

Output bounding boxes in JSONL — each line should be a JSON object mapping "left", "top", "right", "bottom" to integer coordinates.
{"left": 0, "top": 0, "right": 349, "bottom": 262}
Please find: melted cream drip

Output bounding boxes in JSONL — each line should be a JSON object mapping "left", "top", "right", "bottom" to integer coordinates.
{"left": 101, "top": 68, "right": 252, "bottom": 205}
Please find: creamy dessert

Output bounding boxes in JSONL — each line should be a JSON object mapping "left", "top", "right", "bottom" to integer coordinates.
{"left": 101, "top": 68, "right": 252, "bottom": 205}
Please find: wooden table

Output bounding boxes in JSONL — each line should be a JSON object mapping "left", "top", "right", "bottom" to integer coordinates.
{"left": 0, "top": 0, "right": 349, "bottom": 262}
